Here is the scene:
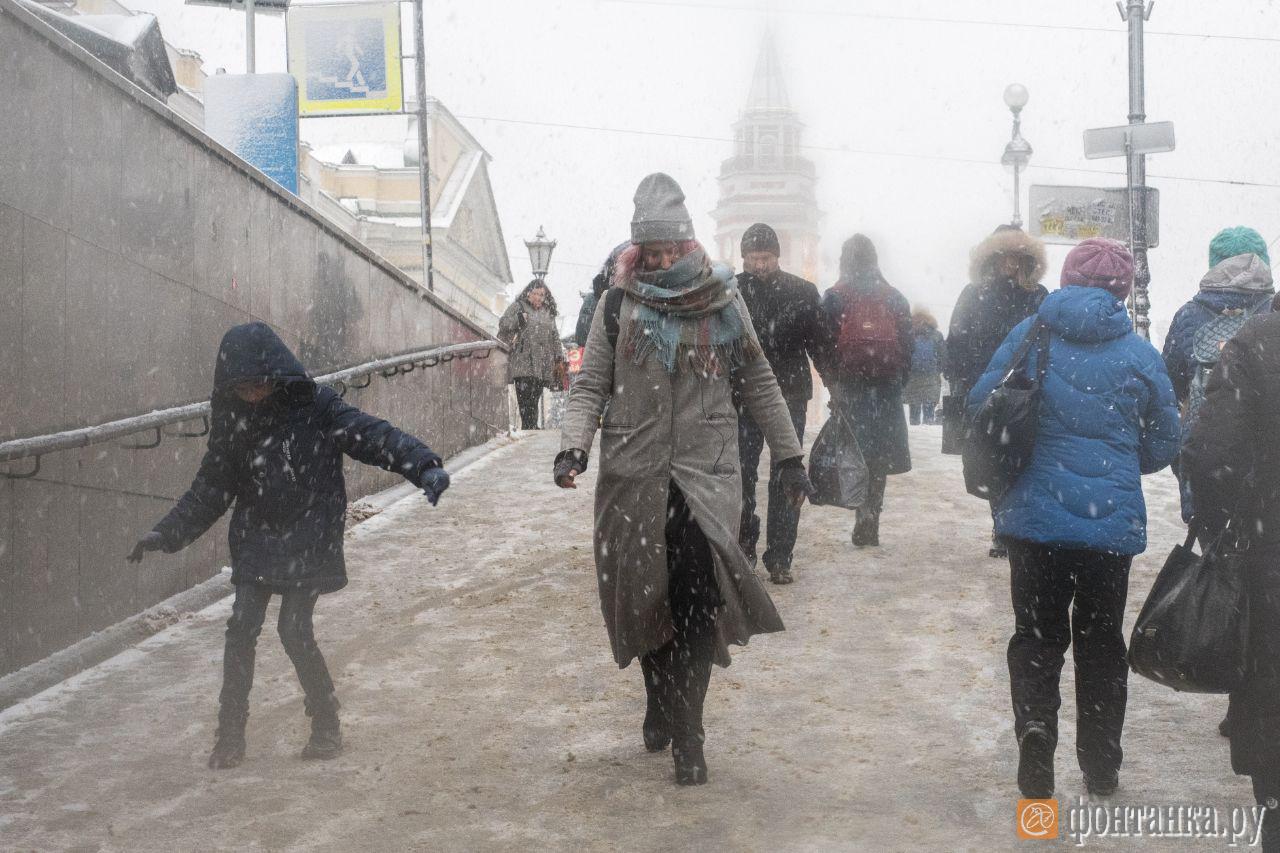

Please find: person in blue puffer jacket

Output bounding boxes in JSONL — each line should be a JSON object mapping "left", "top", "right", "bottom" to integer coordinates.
{"left": 968, "top": 238, "right": 1180, "bottom": 801}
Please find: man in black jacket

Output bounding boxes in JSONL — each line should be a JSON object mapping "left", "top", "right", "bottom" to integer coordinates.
{"left": 734, "top": 223, "right": 825, "bottom": 584}
{"left": 127, "top": 322, "right": 449, "bottom": 769}
{"left": 945, "top": 224, "right": 1047, "bottom": 557}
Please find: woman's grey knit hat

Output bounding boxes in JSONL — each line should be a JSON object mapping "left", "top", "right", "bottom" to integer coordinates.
{"left": 631, "top": 173, "right": 694, "bottom": 244}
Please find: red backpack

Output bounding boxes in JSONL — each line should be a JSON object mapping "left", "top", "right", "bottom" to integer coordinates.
{"left": 832, "top": 283, "right": 906, "bottom": 380}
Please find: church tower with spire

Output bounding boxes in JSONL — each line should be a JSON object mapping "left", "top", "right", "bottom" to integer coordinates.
{"left": 712, "top": 32, "right": 822, "bottom": 281}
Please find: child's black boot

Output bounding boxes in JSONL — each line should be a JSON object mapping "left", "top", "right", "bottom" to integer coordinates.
{"left": 301, "top": 696, "right": 343, "bottom": 760}
{"left": 208, "top": 708, "right": 247, "bottom": 769}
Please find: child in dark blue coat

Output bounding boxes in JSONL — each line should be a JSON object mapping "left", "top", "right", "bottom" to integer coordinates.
{"left": 127, "top": 322, "right": 450, "bottom": 768}
{"left": 968, "top": 239, "right": 1179, "bottom": 800}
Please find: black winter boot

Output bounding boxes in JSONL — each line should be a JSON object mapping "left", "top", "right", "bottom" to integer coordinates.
{"left": 672, "top": 737, "right": 707, "bottom": 786}
{"left": 1017, "top": 721, "right": 1055, "bottom": 798}
{"left": 852, "top": 512, "right": 880, "bottom": 547}
{"left": 301, "top": 698, "right": 343, "bottom": 760}
{"left": 208, "top": 708, "right": 247, "bottom": 769}
{"left": 640, "top": 655, "right": 672, "bottom": 752}
{"left": 989, "top": 533, "right": 1008, "bottom": 559}
{"left": 669, "top": 631, "right": 714, "bottom": 786}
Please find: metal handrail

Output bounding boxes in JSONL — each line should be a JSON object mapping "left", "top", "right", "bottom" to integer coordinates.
{"left": 0, "top": 339, "right": 500, "bottom": 469}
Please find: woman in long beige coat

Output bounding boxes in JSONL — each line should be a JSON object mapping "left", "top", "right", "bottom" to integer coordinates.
{"left": 555, "top": 173, "right": 811, "bottom": 786}
{"left": 498, "top": 280, "right": 565, "bottom": 429}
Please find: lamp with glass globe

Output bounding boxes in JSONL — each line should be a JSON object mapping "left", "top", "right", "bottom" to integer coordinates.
{"left": 1000, "top": 84, "right": 1033, "bottom": 228}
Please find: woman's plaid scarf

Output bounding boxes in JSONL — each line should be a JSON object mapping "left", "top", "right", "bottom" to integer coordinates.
{"left": 617, "top": 247, "right": 760, "bottom": 375}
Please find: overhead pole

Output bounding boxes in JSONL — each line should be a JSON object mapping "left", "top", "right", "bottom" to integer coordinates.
{"left": 412, "top": 0, "right": 435, "bottom": 292}
{"left": 1119, "top": 0, "right": 1154, "bottom": 340}
{"left": 244, "top": 0, "right": 255, "bottom": 72}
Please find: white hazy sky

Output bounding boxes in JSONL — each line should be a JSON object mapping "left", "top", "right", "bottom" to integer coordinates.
{"left": 123, "top": 0, "right": 1280, "bottom": 341}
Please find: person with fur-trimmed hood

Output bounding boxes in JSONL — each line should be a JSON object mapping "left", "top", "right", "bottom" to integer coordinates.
{"left": 946, "top": 224, "right": 1048, "bottom": 557}
{"left": 555, "top": 173, "right": 812, "bottom": 786}
{"left": 903, "top": 307, "right": 946, "bottom": 425}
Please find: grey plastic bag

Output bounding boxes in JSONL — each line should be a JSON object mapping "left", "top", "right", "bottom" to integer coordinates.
{"left": 807, "top": 411, "right": 869, "bottom": 510}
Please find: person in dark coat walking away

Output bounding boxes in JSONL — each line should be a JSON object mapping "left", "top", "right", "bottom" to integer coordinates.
{"left": 1184, "top": 302, "right": 1280, "bottom": 853}
{"left": 127, "top": 322, "right": 450, "bottom": 769}
{"left": 816, "top": 234, "right": 913, "bottom": 547}
{"left": 947, "top": 224, "right": 1048, "bottom": 558}
{"left": 903, "top": 307, "right": 946, "bottom": 425}
{"left": 575, "top": 242, "right": 629, "bottom": 348}
{"left": 556, "top": 173, "right": 812, "bottom": 786}
{"left": 734, "top": 222, "right": 827, "bottom": 584}
{"left": 969, "top": 238, "right": 1179, "bottom": 800}
{"left": 1162, "top": 226, "right": 1273, "bottom": 524}
{"left": 499, "top": 280, "right": 567, "bottom": 430}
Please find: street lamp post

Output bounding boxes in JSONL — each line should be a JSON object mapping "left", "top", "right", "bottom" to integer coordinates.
{"left": 1001, "top": 84, "right": 1032, "bottom": 229}
{"left": 524, "top": 226, "right": 557, "bottom": 282}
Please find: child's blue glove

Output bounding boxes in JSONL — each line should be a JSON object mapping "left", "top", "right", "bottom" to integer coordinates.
{"left": 419, "top": 467, "right": 450, "bottom": 506}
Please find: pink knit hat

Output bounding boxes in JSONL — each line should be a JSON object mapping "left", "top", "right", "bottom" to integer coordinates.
{"left": 1060, "top": 238, "right": 1134, "bottom": 300}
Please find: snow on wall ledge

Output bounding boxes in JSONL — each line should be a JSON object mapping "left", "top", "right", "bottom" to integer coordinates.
{"left": 0, "top": 0, "right": 509, "bottom": 678}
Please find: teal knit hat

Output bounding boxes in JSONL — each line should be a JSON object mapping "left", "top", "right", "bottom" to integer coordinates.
{"left": 1209, "top": 226, "right": 1270, "bottom": 268}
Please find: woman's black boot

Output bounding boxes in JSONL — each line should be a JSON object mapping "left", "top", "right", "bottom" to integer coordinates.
{"left": 672, "top": 737, "right": 707, "bottom": 785}
{"left": 640, "top": 654, "right": 671, "bottom": 752}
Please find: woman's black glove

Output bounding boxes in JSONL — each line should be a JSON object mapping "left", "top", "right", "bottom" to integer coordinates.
{"left": 554, "top": 449, "right": 588, "bottom": 489}
{"left": 126, "top": 532, "right": 165, "bottom": 563}
{"left": 419, "top": 467, "right": 450, "bottom": 506}
{"left": 775, "top": 457, "right": 816, "bottom": 507}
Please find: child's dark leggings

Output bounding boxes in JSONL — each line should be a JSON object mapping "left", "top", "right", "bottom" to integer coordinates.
{"left": 219, "top": 584, "right": 337, "bottom": 724}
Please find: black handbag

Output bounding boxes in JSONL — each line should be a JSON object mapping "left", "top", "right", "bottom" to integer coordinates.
{"left": 940, "top": 394, "right": 964, "bottom": 455}
{"left": 961, "top": 319, "right": 1049, "bottom": 501}
{"left": 1129, "top": 526, "right": 1251, "bottom": 694}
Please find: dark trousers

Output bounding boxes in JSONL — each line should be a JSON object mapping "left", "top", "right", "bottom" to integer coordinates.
{"left": 1007, "top": 540, "right": 1132, "bottom": 779}
{"left": 642, "top": 486, "right": 721, "bottom": 748}
{"left": 514, "top": 377, "right": 542, "bottom": 430}
{"left": 738, "top": 398, "right": 807, "bottom": 571}
{"left": 908, "top": 402, "right": 938, "bottom": 425}
{"left": 1254, "top": 776, "right": 1280, "bottom": 852}
{"left": 219, "top": 584, "right": 337, "bottom": 724}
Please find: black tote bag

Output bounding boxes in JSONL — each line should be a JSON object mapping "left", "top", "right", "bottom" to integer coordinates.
{"left": 1129, "top": 526, "right": 1251, "bottom": 694}
{"left": 961, "top": 320, "right": 1049, "bottom": 501}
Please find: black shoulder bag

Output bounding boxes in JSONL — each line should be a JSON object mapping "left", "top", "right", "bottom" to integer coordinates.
{"left": 962, "top": 319, "right": 1049, "bottom": 501}
{"left": 1129, "top": 523, "right": 1250, "bottom": 693}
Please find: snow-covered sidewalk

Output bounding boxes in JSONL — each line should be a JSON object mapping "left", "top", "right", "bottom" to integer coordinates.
{"left": 0, "top": 427, "right": 1258, "bottom": 851}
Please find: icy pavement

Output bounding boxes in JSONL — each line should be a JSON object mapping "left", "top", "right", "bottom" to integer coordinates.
{"left": 0, "top": 427, "right": 1257, "bottom": 851}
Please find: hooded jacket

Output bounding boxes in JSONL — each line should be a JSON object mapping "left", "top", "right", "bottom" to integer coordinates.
{"left": 946, "top": 228, "right": 1049, "bottom": 390}
{"left": 968, "top": 287, "right": 1180, "bottom": 555}
{"left": 152, "top": 323, "right": 442, "bottom": 592}
{"left": 1161, "top": 253, "right": 1274, "bottom": 403}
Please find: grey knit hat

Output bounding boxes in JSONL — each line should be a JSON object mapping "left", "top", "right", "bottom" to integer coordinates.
{"left": 630, "top": 173, "right": 694, "bottom": 244}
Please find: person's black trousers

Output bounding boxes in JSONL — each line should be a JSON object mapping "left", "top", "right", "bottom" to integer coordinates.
{"left": 643, "top": 486, "right": 721, "bottom": 749}
{"left": 908, "top": 402, "right": 938, "bottom": 425}
{"left": 513, "top": 377, "right": 542, "bottom": 430}
{"left": 738, "top": 398, "right": 807, "bottom": 571}
{"left": 1006, "top": 540, "right": 1132, "bottom": 780}
{"left": 220, "top": 584, "right": 337, "bottom": 726}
